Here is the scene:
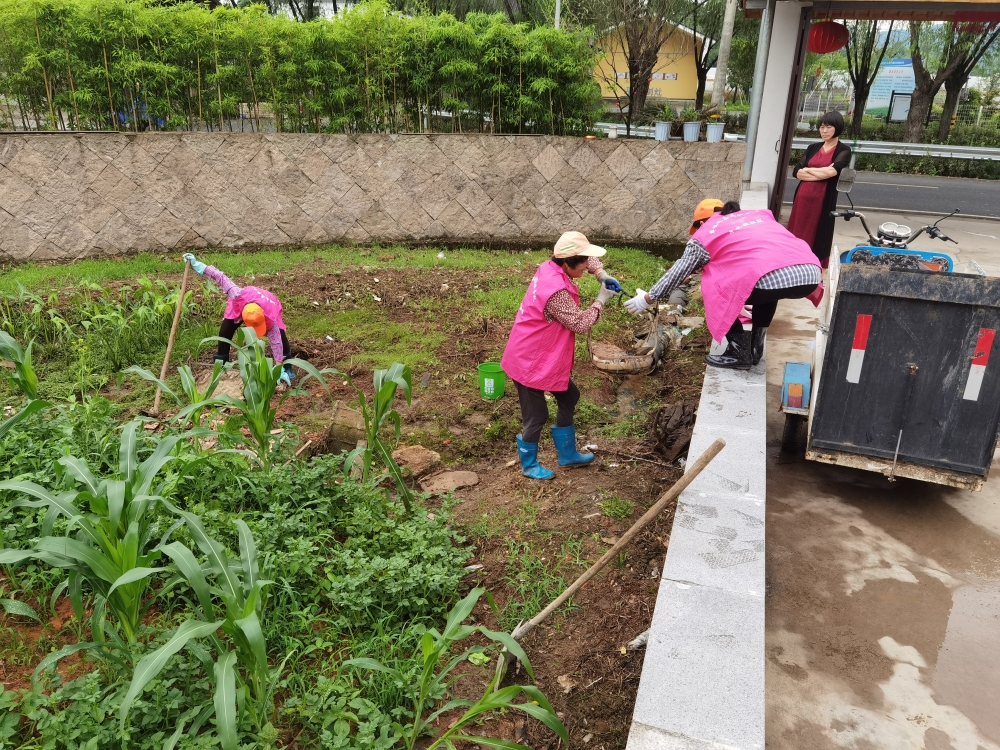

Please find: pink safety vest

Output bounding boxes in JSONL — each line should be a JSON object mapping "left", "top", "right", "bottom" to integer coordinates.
{"left": 224, "top": 286, "right": 287, "bottom": 331}
{"left": 692, "top": 209, "right": 821, "bottom": 341}
{"left": 501, "top": 260, "right": 580, "bottom": 391}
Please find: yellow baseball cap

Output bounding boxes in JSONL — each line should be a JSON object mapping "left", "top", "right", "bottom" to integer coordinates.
{"left": 242, "top": 303, "right": 267, "bottom": 337}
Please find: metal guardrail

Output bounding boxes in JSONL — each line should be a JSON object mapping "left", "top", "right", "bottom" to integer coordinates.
{"left": 728, "top": 134, "right": 1000, "bottom": 161}
{"left": 593, "top": 122, "right": 1000, "bottom": 161}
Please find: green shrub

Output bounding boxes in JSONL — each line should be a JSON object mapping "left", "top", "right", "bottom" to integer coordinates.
{"left": 324, "top": 495, "right": 469, "bottom": 628}
{"left": 0, "top": 0, "right": 602, "bottom": 136}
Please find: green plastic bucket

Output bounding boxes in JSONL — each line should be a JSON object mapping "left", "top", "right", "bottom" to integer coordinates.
{"left": 478, "top": 362, "right": 506, "bottom": 400}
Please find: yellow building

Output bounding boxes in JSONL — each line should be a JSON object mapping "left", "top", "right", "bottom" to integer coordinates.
{"left": 594, "top": 24, "right": 702, "bottom": 107}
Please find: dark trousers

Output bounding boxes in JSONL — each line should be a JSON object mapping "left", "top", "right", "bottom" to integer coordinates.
{"left": 726, "top": 284, "right": 819, "bottom": 339}
{"left": 515, "top": 379, "right": 580, "bottom": 444}
{"left": 216, "top": 318, "right": 290, "bottom": 362}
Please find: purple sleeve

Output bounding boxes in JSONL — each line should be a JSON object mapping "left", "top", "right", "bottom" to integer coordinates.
{"left": 204, "top": 266, "right": 243, "bottom": 299}
{"left": 266, "top": 324, "right": 284, "bottom": 364}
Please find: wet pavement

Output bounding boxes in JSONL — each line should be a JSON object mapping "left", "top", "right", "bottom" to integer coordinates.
{"left": 764, "top": 215, "right": 1000, "bottom": 749}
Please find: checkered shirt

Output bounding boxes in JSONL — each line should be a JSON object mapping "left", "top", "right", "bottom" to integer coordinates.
{"left": 648, "top": 239, "right": 820, "bottom": 301}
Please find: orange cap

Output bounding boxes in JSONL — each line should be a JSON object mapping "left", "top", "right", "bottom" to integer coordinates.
{"left": 242, "top": 303, "right": 267, "bottom": 338}
{"left": 690, "top": 198, "right": 724, "bottom": 235}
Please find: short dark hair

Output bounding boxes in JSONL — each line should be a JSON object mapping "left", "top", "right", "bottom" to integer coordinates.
{"left": 820, "top": 110, "right": 845, "bottom": 137}
{"left": 553, "top": 255, "right": 588, "bottom": 268}
{"left": 720, "top": 200, "right": 741, "bottom": 215}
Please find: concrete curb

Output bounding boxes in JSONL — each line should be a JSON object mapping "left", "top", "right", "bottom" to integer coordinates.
{"left": 626, "top": 362, "right": 767, "bottom": 750}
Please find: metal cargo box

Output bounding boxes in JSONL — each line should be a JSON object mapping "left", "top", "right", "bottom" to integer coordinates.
{"left": 808, "top": 265, "right": 1000, "bottom": 489}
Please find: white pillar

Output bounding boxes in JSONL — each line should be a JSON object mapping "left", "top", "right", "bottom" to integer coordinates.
{"left": 749, "top": 1, "right": 811, "bottom": 197}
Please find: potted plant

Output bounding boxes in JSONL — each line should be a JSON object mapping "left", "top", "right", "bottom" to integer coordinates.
{"left": 706, "top": 113, "right": 725, "bottom": 142}
{"left": 680, "top": 107, "right": 702, "bottom": 142}
{"left": 654, "top": 105, "right": 675, "bottom": 142}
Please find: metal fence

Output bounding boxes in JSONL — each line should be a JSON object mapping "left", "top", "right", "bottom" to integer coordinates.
{"left": 796, "top": 83, "right": 1000, "bottom": 130}
{"left": 955, "top": 103, "right": 1000, "bottom": 127}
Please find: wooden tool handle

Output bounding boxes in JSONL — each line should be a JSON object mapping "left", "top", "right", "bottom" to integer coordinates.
{"left": 152, "top": 261, "right": 190, "bottom": 415}
{"left": 510, "top": 437, "right": 726, "bottom": 642}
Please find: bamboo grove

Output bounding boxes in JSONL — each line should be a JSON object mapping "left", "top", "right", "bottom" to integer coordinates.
{"left": 0, "top": 0, "right": 604, "bottom": 135}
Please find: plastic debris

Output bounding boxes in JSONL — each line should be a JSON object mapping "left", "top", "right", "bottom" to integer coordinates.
{"left": 557, "top": 675, "right": 577, "bottom": 693}
{"left": 437, "top": 251, "right": 446, "bottom": 259}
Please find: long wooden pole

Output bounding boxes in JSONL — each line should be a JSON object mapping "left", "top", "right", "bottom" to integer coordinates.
{"left": 510, "top": 437, "right": 726, "bottom": 642}
{"left": 153, "top": 262, "right": 190, "bottom": 415}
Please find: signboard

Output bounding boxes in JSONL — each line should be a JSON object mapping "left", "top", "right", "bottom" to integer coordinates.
{"left": 652, "top": 73, "right": 678, "bottom": 81}
{"left": 888, "top": 92, "right": 911, "bottom": 123}
{"left": 866, "top": 59, "right": 915, "bottom": 116}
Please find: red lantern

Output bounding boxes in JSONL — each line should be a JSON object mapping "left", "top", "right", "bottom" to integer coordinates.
{"left": 808, "top": 21, "right": 849, "bottom": 54}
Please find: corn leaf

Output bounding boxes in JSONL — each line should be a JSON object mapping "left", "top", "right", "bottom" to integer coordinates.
{"left": 214, "top": 650, "right": 239, "bottom": 750}
{"left": 118, "top": 619, "right": 223, "bottom": 730}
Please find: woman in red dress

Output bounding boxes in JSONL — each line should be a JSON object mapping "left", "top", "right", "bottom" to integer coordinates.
{"left": 786, "top": 111, "right": 852, "bottom": 268}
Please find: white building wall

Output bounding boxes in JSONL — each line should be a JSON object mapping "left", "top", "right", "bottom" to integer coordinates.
{"left": 750, "top": 1, "right": 811, "bottom": 199}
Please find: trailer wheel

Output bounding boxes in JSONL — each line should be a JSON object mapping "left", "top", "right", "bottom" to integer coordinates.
{"left": 781, "top": 414, "right": 805, "bottom": 453}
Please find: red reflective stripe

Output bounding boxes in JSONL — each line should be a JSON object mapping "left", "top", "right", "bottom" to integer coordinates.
{"left": 971, "top": 328, "right": 995, "bottom": 367}
{"left": 852, "top": 314, "right": 872, "bottom": 350}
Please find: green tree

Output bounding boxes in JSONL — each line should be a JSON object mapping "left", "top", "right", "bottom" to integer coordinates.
{"left": 845, "top": 21, "right": 895, "bottom": 138}
{"left": 678, "top": 0, "right": 724, "bottom": 110}
{"left": 725, "top": 9, "right": 758, "bottom": 102}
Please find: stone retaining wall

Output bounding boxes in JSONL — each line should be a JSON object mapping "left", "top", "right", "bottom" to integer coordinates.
{"left": 0, "top": 132, "right": 743, "bottom": 262}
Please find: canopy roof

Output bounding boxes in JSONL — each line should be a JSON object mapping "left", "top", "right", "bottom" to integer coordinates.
{"left": 745, "top": 0, "right": 1000, "bottom": 21}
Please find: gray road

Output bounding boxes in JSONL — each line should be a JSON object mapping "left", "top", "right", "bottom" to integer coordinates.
{"left": 782, "top": 170, "right": 1000, "bottom": 219}
{"left": 764, "top": 215, "right": 1000, "bottom": 749}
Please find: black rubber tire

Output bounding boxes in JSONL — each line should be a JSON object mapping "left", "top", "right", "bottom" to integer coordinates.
{"left": 781, "top": 414, "right": 805, "bottom": 453}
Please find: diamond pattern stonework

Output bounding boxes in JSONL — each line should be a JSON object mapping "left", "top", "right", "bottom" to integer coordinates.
{"left": 0, "top": 133, "right": 743, "bottom": 261}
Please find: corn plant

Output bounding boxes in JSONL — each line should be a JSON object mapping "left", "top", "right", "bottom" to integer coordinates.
{"left": 120, "top": 509, "right": 283, "bottom": 750}
{"left": 121, "top": 360, "right": 227, "bottom": 429}
{"left": 345, "top": 587, "right": 568, "bottom": 750}
{"left": 339, "top": 363, "right": 415, "bottom": 514}
{"left": 175, "top": 330, "right": 327, "bottom": 469}
{"left": 0, "top": 421, "right": 188, "bottom": 658}
{"left": 0, "top": 331, "right": 49, "bottom": 441}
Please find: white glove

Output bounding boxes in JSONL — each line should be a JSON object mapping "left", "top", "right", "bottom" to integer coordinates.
{"left": 625, "top": 289, "right": 651, "bottom": 316}
{"left": 596, "top": 285, "right": 619, "bottom": 306}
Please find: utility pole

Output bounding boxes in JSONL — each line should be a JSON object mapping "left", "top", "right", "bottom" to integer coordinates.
{"left": 554, "top": 0, "right": 561, "bottom": 29}
{"left": 711, "top": 0, "right": 738, "bottom": 108}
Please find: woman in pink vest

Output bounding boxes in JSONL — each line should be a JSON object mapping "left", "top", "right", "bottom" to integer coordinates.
{"left": 183, "top": 252, "right": 294, "bottom": 386}
{"left": 625, "top": 201, "right": 822, "bottom": 369}
{"left": 500, "top": 232, "right": 621, "bottom": 480}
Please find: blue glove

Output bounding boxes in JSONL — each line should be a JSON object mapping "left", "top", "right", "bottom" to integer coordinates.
{"left": 603, "top": 277, "right": 623, "bottom": 294}
{"left": 282, "top": 363, "right": 296, "bottom": 381}
{"left": 183, "top": 253, "right": 207, "bottom": 275}
{"left": 279, "top": 369, "right": 292, "bottom": 387}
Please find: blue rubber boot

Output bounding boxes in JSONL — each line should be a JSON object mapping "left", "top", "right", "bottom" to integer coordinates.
{"left": 516, "top": 434, "right": 554, "bottom": 480}
{"left": 551, "top": 424, "right": 595, "bottom": 467}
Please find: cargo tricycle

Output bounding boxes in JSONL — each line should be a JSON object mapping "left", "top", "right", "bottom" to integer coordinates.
{"left": 780, "top": 172, "right": 1000, "bottom": 491}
